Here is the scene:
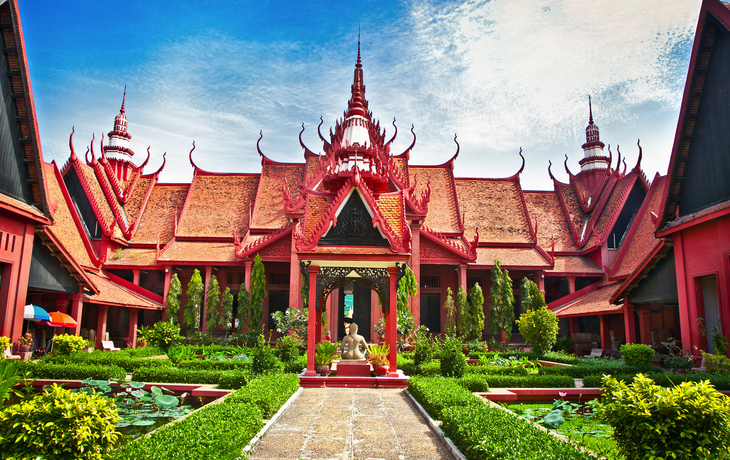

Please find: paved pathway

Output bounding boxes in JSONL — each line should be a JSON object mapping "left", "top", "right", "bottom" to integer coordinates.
{"left": 249, "top": 388, "right": 454, "bottom": 460}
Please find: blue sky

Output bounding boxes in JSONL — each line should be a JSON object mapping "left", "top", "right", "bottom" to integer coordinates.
{"left": 20, "top": 0, "right": 702, "bottom": 190}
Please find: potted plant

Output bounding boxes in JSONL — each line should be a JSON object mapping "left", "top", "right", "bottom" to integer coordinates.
{"left": 661, "top": 338, "right": 694, "bottom": 373}
{"left": 17, "top": 333, "right": 32, "bottom": 352}
{"left": 314, "top": 341, "right": 338, "bottom": 376}
{"left": 368, "top": 343, "right": 390, "bottom": 376}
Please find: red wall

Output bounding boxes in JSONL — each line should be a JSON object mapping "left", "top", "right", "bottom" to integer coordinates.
{"left": 0, "top": 210, "right": 36, "bottom": 343}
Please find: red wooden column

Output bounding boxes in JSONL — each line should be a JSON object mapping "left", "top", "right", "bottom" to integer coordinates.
{"left": 410, "top": 222, "right": 422, "bottom": 326}
{"left": 96, "top": 305, "right": 109, "bottom": 349}
{"left": 314, "top": 295, "right": 323, "bottom": 345}
{"left": 458, "top": 264, "right": 467, "bottom": 292}
{"left": 128, "top": 308, "right": 139, "bottom": 348}
{"left": 304, "top": 265, "right": 319, "bottom": 376}
{"left": 535, "top": 272, "right": 545, "bottom": 293}
{"left": 567, "top": 277, "right": 576, "bottom": 294}
{"left": 673, "top": 233, "right": 694, "bottom": 352}
{"left": 599, "top": 315, "right": 610, "bottom": 349}
{"left": 387, "top": 266, "right": 398, "bottom": 377}
{"left": 289, "top": 237, "right": 300, "bottom": 309}
{"left": 70, "top": 288, "right": 84, "bottom": 336}
{"left": 202, "top": 266, "right": 212, "bottom": 332}
{"left": 132, "top": 269, "right": 141, "bottom": 286}
{"left": 637, "top": 309, "right": 652, "bottom": 346}
{"left": 161, "top": 267, "right": 172, "bottom": 321}
{"left": 623, "top": 297, "right": 636, "bottom": 343}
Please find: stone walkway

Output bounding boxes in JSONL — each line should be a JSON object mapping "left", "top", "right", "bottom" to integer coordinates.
{"left": 248, "top": 388, "right": 454, "bottom": 460}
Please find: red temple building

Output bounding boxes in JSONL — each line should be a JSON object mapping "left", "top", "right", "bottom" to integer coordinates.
{"left": 2, "top": 0, "right": 728, "bottom": 364}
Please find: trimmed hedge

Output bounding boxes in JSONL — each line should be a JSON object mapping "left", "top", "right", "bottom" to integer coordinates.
{"left": 111, "top": 373, "right": 300, "bottom": 460}
{"left": 42, "top": 349, "right": 172, "bottom": 372}
{"left": 226, "top": 373, "right": 300, "bottom": 417}
{"left": 455, "top": 375, "right": 490, "bottom": 392}
{"left": 442, "top": 405, "right": 593, "bottom": 459}
{"left": 540, "top": 361, "right": 656, "bottom": 378}
{"left": 283, "top": 355, "right": 306, "bottom": 374}
{"left": 462, "top": 374, "right": 575, "bottom": 389}
{"left": 583, "top": 372, "right": 730, "bottom": 390}
{"left": 408, "top": 376, "right": 483, "bottom": 418}
{"left": 178, "top": 359, "right": 251, "bottom": 371}
{"left": 465, "top": 364, "right": 528, "bottom": 376}
{"left": 218, "top": 369, "right": 253, "bottom": 389}
{"left": 131, "top": 367, "right": 223, "bottom": 385}
{"left": 30, "top": 362, "right": 126, "bottom": 381}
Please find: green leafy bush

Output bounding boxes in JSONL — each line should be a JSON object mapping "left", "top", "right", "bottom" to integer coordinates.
{"left": 275, "top": 333, "right": 302, "bottom": 364}
{"left": 466, "top": 364, "right": 528, "bottom": 376}
{"left": 131, "top": 367, "right": 224, "bottom": 384}
{"left": 455, "top": 374, "right": 490, "bottom": 392}
{"left": 31, "top": 362, "right": 126, "bottom": 380}
{"left": 149, "top": 321, "right": 183, "bottom": 349}
{"left": 620, "top": 343, "right": 655, "bottom": 366}
{"left": 52, "top": 333, "right": 88, "bottom": 356}
{"left": 702, "top": 351, "right": 730, "bottom": 373}
{"left": 413, "top": 333, "right": 434, "bottom": 367}
{"left": 178, "top": 359, "right": 251, "bottom": 371}
{"left": 0, "top": 383, "right": 120, "bottom": 460}
{"left": 283, "top": 354, "right": 307, "bottom": 374}
{"left": 517, "top": 305, "right": 559, "bottom": 357}
{"left": 226, "top": 373, "right": 300, "bottom": 417}
{"left": 250, "top": 334, "right": 283, "bottom": 375}
{"left": 583, "top": 372, "right": 730, "bottom": 391}
{"left": 218, "top": 369, "right": 253, "bottom": 389}
{"left": 442, "top": 404, "right": 593, "bottom": 460}
{"left": 0, "top": 335, "right": 10, "bottom": 352}
{"left": 599, "top": 374, "right": 730, "bottom": 459}
{"left": 440, "top": 334, "right": 466, "bottom": 378}
{"left": 540, "top": 360, "right": 655, "bottom": 378}
{"left": 407, "top": 376, "right": 483, "bottom": 418}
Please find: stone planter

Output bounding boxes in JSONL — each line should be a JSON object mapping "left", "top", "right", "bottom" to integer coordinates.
{"left": 315, "top": 364, "right": 330, "bottom": 376}
{"left": 373, "top": 365, "right": 389, "bottom": 376}
{"left": 18, "top": 344, "right": 30, "bottom": 353}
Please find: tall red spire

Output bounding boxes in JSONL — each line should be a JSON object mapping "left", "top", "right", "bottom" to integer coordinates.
{"left": 346, "top": 38, "right": 368, "bottom": 119}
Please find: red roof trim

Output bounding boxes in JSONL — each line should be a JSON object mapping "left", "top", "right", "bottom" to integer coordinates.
{"left": 420, "top": 226, "right": 476, "bottom": 261}
{"left": 105, "top": 271, "right": 164, "bottom": 304}
{"left": 236, "top": 224, "right": 293, "bottom": 259}
{"left": 547, "top": 280, "right": 603, "bottom": 310}
{"left": 657, "top": 201, "right": 730, "bottom": 236}
{"left": 0, "top": 199, "right": 49, "bottom": 223}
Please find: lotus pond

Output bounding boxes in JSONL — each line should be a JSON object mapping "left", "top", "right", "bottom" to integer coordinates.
{"left": 75, "top": 378, "right": 204, "bottom": 440}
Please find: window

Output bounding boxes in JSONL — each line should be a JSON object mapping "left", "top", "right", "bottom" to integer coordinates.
{"left": 467, "top": 277, "right": 482, "bottom": 290}
{"left": 227, "top": 272, "right": 244, "bottom": 286}
{"left": 421, "top": 276, "right": 440, "bottom": 289}
{"left": 420, "top": 293, "right": 441, "bottom": 333}
{"left": 268, "top": 273, "right": 289, "bottom": 286}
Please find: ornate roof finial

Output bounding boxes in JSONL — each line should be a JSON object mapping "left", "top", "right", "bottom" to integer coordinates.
{"left": 588, "top": 94, "right": 593, "bottom": 125}
{"left": 121, "top": 85, "right": 127, "bottom": 115}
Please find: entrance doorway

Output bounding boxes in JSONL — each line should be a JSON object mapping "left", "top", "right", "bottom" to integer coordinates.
{"left": 338, "top": 282, "right": 371, "bottom": 342}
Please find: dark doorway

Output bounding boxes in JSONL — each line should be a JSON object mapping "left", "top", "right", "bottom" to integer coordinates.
{"left": 337, "top": 281, "right": 371, "bottom": 342}
{"left": 420, "top": 293, "right": 441, "bottom": 333}
{"left": 267, "top": 290, "right": 289, "bottom": 331}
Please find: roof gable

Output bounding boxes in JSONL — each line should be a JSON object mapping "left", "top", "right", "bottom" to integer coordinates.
{"left": 131, "top": 184, "right": 189, "bottom": 244}
{"left": 524, "top": 191, "right": 579, "bottom": 253}
{"left": 410, "top": 166, "right": 461, "bottom": 234}
{"left": 319, "top": 190, "right": 390, "bottom": 247}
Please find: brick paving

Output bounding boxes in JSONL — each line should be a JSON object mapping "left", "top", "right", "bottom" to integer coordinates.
{"left": 248, "top": 388, "right": 454, "bottom": 460}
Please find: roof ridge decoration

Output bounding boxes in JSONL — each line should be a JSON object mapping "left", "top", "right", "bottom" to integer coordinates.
{"left": 298, "top": 124, "right": 318, "bottom": 159}
{"left": 357, "top": 178, "right": 410, "bottom": 252}
{"left": 420, "top": 225, "right": 477, "bottom": 261}
{"left": 385, "top": 118, "right": 398, "bottom": 149}
{"left": 235, "top": 222, "right": 294, "bottom": 259}
{"left": 295, "top": 178, "right": 353, "bottom": 251}
{"left": 60, "top": 127, "right": 77, "bottom": 175}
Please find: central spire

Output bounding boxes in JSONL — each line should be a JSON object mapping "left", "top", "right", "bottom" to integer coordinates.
{"left": 346, "top": 38, "right": 367, "bottom": 119}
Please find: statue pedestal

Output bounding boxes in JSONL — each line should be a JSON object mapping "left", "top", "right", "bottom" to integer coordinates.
{"left": 336, "top": 359, "right": 371, "bottom": 377}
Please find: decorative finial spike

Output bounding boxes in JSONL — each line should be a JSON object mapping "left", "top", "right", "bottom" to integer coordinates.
{"left": 588, "top": 95, "right": 593, "bottom": 125}
{"left": 121, "top": 85, "right": 127, "bottom": 114}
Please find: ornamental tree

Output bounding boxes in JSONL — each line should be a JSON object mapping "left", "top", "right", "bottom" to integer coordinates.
{"left": 165, "top": 273, "right": 182, "bottom": 324}
{"left": 489, "top": 259, "right": 515, "bottom": 340}
{"left": 184, "top": 269, "right": 204, "bottom": 333}
{"left": 455, "top": 286, "right": 468, "bottom": 337}
{"left": 238, "top": 254, "right": 267, "bottom": 335}
{"left": 465, "top": 283, "right": 485, "bottom": 340}
{"left": 397, "top": 266, "right": 418, "bottom": 312}
{"left": 521, "top": 277, "right": 547, "bottom": 312}
{"left": 205, "top": 275, "right": 221, "bottom": 333}
{"left": 443, "top": 287, "right": 457, "bottom": 337}
{"left": 220, "top": 287, "right": 234, "bottom": 331}
{"left": 517, "top": 303, "right": 558, "bottom": 356}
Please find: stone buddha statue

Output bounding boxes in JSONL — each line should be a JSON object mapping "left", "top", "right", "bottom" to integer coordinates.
{"left": 340, "top": 321, "right": 369, "bottom": 360}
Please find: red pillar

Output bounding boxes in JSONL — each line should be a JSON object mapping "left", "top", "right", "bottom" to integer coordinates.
{"left": 387, "top": 266, "right": 398, "bottom": 377}
{"left": 289, "top": 237, "right": 300, "bottom": 309}
{"left": 410, "top": 222, "right": 422, "bottom": 326}
{"left": 567, "top": 277, "right": 576, "bottom": 294}
{"left": 673, "top": 233, "right": 694, "bottom": 352}
{"left": 55, "top": 296, "right": 70, "bottom": 337}
{"left": 535, "top": 272, "right": 545, "bottom": 293}
{"left": 599, "top": 315, "right": 610, "bottom": 349}
{"left": 161, "top": 267, "right": 172, "bottom": 321}
{"left": 128, "top": 308, "right": 139, "bottom": 348}
{"left": 458, "top": 264, "right": 467, "bottom": 292}
{"left": 132, "top": 269, "right": 141, "bottom": 286}
{"left": 623, "top": 297, "right": 636, "bottom": 343}
{"left": 202, "top": 266, "right": 212, "bottom": 332}
{"left": 0, "top": 220, "right": 35, "bottom": 343}
{"left": 70, "top": 289, "right": 84, "bottom": 336}
{"left": 304, "top": 265, "right": 319, "bottom": 377}
{"left": 96, "top": 305, "right": 109, "bottom": 349}
{"left": 314, "top": 294, "right": 323, "bottom": 344}
{"left": 637, "top": 309, "right": 652, "bottom": 346}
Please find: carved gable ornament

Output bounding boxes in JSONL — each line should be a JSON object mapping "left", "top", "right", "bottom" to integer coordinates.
{"left": 318, "top": 191, "right": 390, "bottom": 247}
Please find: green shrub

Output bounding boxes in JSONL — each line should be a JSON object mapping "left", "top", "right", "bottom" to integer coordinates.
{"left": 442, "top": 404, "right": 593, "bottom": 460}
{"left": 620, "top": 343, "right": 655, "bottom": 366}
{"left": 0, "top": 383, "right": 120, "bottom": 460}
{"left": 599, "top": 374, "right": 730, "bottom": 460}
{"left": 583, "top": 372, "right": 730, "bottom": 391}
{"left": 131, "top": 367, "right": 223, "bottom": 384}
{"left": 226, "top": 373, "right": 300, "bottom": 417}
{"left": 250, "top": 334, "right": 283, "bottom": 375}
{"left": 0, "top": 335, "right": 10, "bottom": 352}
{"left": 52, "top": 333, "right": 88, "bottom": 356}
{"left": 413, "top": 339, "right": 434, "bottom": 367}
{"left": 126, "top": 346, "right": 167, "bottom": 358}
{"left": 42, "top": 350, "right": 173, "bottom": 372}
{"left": 178, "top": 359, "right": 251, "bottom": 371}
{"left": 517, "top": 305, "right": 559, "bottom": 357}
{"left": 218, "top": 369, "right": 253, "bottom": 389}
{"left": 540, "top": 360, "right": 655, "bottom": 378}
{"left": 407, "top": 376, "right": 482, "bottom": 419}
{"left": 702, "top": 351, "right": 730, "bottom": 373}
{"left": 440, "top": 335, "right": 466, "bottom": 378}
{"left": 274, "top": 333, "right": 302, "bottom": 364}
{"left": 455, "top": 374, "right": 490, "bottom": 392}
{"left": 112, "top": 400, "right": 262, "bottom": 460}
{"left": 31, "top": 362, "right": 126, "bottom": 380}
{"left": 465, "top": 364, "right": 528, "bottom": 376}
{"left": 149, "top": 321, "right": 182, "bottom": 349}
{"left": 283, "top": 354, "right": 307, "bottom": 374}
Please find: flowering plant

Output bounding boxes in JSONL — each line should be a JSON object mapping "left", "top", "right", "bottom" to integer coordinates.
{"left": 17, "top": 333, "right": 32, "bottom": 346}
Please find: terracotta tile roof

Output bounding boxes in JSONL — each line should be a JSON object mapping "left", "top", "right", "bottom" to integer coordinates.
{"left": 85, "top": 271, "right": 162, "bottom": 309}
{"left": 158, "top": 241, "right": 237, "bottom": 263}
{"left": 177, "top": 174, "right": 259, "bottom": 239}
{"left": 389, "top": 156, "right": 409, "bottom": 189}
{"left": 303, "top": 194, "right": 332, "bottom": 240}
{"left": 304, "top": 155, "right": 323, "bottom": 184}
{"left": 132, "top": 184, "right": 189, "bottom": 244}
{"left": 104, "top": 248, "right": 159, "bottom": 267}
{"left": 74, "top": 162, "right": 117, "bottom": 233}
{"left": 420, "top": 236, "right": 465, "bottom": 262}
{"left": 524, "top": 191, "right": 579, "bottom": 253}
{"left": 123, "top": 177, "right": 152, "bottom": 225}
{"left": 376, "top": 194, "right": 404, "bottom": 240}
{"left": 557, "top": 182, "right": 588, "bottom": 244}
{"left": 0, "top": 192, "right": 45, "bottom": 219}
{"left": 553, "top": 282, "right": 623, "bottom": 317}
{"left": 250, "top": 164, "right": 303, "bottom": 230}
{"left": 611, "top": 176, "right": 667, "bottom": 279}
{"left": 410, "top": 167, "right": 460, "bottom": 233}
{"left": 474, "top": 247, "right": 552, "bottom": 269}
{"left": 456, "top": 179, "right": 533, "bottom": 243}
{"left": 43, "top": 163, "right": 95, "bottom": 269}
{"left": 545, "top": 256, "right": 603, "bottom": 276}
{"left": 593, "top": 173, "right": 638, "bottom": 243}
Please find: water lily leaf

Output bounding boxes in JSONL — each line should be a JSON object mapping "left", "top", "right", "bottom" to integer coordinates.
{"left": 131, "top": 389, "right": 146, "bottom": 398}
{"left": 543, "top": 409, "right": 565, "bottom": 428}
{"left": 117, "top": 421, "right": 132, "bottom": 427}
{"left": 155, "top": 395, "right": 179, "bottom": 409}
{"left": 132, "top": 420, "right": 157, "bottom": 426}
{"left": 99, "top": 385, "right": 113, "bottom": 393}
{"left": 161, "top": 386, "right": 172, "bottom": 393}
{"left": 140, "top": 396, "right": 153, "bottom": 402}
{"left": 151, "top": 386, "right": 163, "bottom": 397}
{"left": 129, "top": 381, "right": 145, "bottom": 389}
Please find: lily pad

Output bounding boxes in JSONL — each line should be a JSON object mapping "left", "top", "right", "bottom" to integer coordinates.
{"left": 131, "top": 420, "right": 157, "bottom": 426}
{"left": 131, "top": 389, "right": 146, "bottom": 398}
{"left": 543, "top": 409, "right": 565, "bottom": 429}
{"left": 129, "top": 381, "right": 145, "bottom": 389}
{"left": 155, "top": 395, "right": 179, "bottom": 409}
{"left": 151, "top": 386, "right": 163, "bottom": 397}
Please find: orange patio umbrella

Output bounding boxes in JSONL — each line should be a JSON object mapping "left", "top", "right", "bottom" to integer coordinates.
{"left": 45, "top": 312, "right": 78, "bottom": 328}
